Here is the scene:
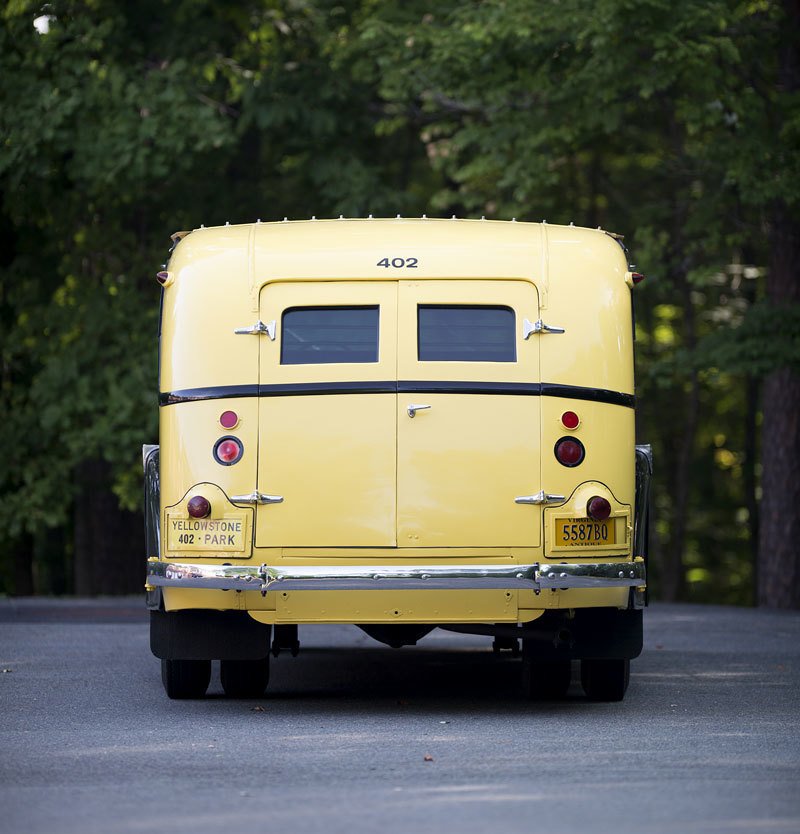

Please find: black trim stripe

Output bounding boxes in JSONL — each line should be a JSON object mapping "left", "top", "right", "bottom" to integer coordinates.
{"left": 160, "top": 381, "right": 635, "bottom": 408}
{"left": 260, "top": 381, "right": 396, "bottom": 397}
{"left": 159, "top": 385, "right": 258, "bottom": 406}
{"left": 541, "top": 383, "right": 635, "bottom": 409}
{"left": 398, "top": 380, "right": 540, "bottom": 396}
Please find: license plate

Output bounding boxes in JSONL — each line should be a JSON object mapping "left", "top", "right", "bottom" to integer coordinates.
{"left": 555, "top": 517, "right": 616, "bottom": 547}
{"left": 167, "top": 517, "right": 246, "bottom": 551}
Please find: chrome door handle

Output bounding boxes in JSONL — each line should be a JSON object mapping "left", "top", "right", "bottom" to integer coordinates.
{"left": 234, "top": 320, "right": 276, "bottom": 340}
{"left": 515, "top": 490, "right": 565, "bottom": 506}
{"left": 407, "top": 404, "right": 432, "bottom": 418}
{"left": 523, "top": 318, "right": 565, "bottom": 339}
{"left": 230, "top": 491, "right": 284, "bottom": 505}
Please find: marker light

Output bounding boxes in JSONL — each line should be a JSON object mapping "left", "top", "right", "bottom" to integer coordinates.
{"left": 187, "top": 496, "right": 211, "bottom": 518}
{"left": 220, "top": 410, "right": 239, "bottom": 429}
{"left": 214, "top": 436, "right": 243, "bottom": 465}
{"left": 587, "top": 496, "right": 611, "bottom": 521}
{"left": 554, "top": 437, "right": 585, "bottom": 467}
{"left": 561, "top": 410, "right": 580, "bottom": 430}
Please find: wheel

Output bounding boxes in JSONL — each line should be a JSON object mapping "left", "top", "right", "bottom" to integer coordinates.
{"left": 220, "top": 658, "right": 270, "bottom": 698}
{"left": 580, "top": 658, "right": 630, "bottom": 701}
{"left": 161, "top": 658, "right": 211, "bottom": 699}
{"left": 521, "top": 658, "right": 572, "bottom": 700}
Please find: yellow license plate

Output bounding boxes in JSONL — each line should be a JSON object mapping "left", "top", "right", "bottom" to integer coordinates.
{"left": 555, "top": 517, "right": 616, "bottom": 547}
{"left": 167, "top": 517, "right": 246, "bottom": 551}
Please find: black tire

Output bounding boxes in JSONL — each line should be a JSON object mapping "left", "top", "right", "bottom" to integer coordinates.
{"left": 220, "top": 658, "right": 270, "bottom": 698}
{"left": 161, "top": 658, "right": 211, "bottom": 699}
{"left": 521, "top": 658, "right": 572, "bottom": 700}
{"left": 580, "top": 658, "right": 630, "bottom": 702}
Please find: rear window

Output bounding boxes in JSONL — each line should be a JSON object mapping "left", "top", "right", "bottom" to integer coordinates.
{"left": 281, "top": 306, "right": 379, "bottom": 365}
{"left": 418, "top": 305, "right": 516, "bottom": 362}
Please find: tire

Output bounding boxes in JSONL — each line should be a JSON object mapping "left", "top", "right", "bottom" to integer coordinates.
{"left": 161, "top": 658, "right": 211, "bottom": 699}
{"left": 580, "top": 658, "right": 630, "bottom": 702}
{"left": 521, "top": 658, "right": 572, "bottom": 700}
{"left": 220, "top": 658, "right": 270, "bottom": 698}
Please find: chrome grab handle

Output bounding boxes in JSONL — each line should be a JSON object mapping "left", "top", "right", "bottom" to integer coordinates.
{"left": 407, "top": 404, "right": 432, "bottom": 418}
{"left": 234, "top": 320, "right": 276, "bottom": 340}
{"left": 230, "top": 491, "right": 284, "bottom": 505}
{"left": 515, "top": 490, "right": 565, "bottom": 506}
{"left": 523, "top": 318, "right": 565, "bottom": 339}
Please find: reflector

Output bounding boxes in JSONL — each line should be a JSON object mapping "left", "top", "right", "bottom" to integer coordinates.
{"left": 220, "top": 410, "right": 239, "bottom": 429}
{"left": 561, "top": 411, "right": 580, "bottom": 430}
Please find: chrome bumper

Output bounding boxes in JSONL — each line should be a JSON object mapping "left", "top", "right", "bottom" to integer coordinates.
{"left": 146, "top": 560, "right": 645, "bottom": 593}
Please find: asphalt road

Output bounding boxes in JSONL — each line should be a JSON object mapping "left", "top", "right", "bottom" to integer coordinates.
{"left": 1, "top": 599, "right": 799, "bottom": 834}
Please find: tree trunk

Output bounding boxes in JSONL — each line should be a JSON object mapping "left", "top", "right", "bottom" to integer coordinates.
{"left": 758, "top": 3, "right": 800, "bottom": 608}
{"left": 758, "top": 207, "right": 800, "bottom": 608}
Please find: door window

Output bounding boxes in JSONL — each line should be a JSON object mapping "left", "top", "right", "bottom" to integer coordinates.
{"left": 281, "top": 306, "right": 379, "bottom": 365}
{"left": 417, "top": 305, "right": 516, "bottom": 362}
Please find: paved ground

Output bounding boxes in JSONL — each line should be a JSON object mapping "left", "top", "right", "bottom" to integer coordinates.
{"left": 1, "top": 599, "right": 799, "bottom": 834}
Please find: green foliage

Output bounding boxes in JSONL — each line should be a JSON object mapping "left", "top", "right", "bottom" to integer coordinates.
{"left": 1, "top": 0, "right": 798, "bottom": 600}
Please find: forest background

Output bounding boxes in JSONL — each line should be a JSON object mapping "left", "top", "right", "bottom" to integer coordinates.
{"left": 1, "top": 0, "right": 798, "bottom": 606}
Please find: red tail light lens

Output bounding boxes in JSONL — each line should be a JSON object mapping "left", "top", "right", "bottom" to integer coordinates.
{"left": 187, "top": 496, "right": 211, "bottom": 518}
{"left": 587, "top": 496, "right": 611, "bottom": 521}
{"left": 554, "top": 436, "right": 585, "bottom": 467}
{"left": 561, "top": 410, "right": 580, "bottom": 430}
{"left": 214, "top": 436, "right": 243, "bottom": 465}
{"left": 220, "top": 410, "right": 239, "bottom": 429}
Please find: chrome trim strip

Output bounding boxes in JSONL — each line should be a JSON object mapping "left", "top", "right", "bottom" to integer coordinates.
{"left": 146, "top": 560, "right": 645, "bottom": 593}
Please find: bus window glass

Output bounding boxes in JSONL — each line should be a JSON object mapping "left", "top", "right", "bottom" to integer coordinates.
{"left": 281, "top": 306, "right": 379, "bottom": 364}
{"left": 418, "top": 305, "right": 516, "bottom": 362}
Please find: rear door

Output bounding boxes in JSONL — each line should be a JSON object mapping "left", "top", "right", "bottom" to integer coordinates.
{"left": 396, "top": 280, "right": 541, "bottom": 547}
{"left": 256, "top": 282, "right": 398, "bottom": 547}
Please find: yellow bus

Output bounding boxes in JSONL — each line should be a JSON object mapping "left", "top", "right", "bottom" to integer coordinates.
{"left": 144, "top": 217, "right": 651, "bottom": 701}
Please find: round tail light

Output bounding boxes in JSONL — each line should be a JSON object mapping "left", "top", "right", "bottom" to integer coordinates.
{"left": 187, "top": 496, "right": 211, "bottom": 518}
{"left": 561, "top": 410, "right": 580, "bottom": 430}
{"left": 587, "top": 496, "right": 611, "bottom": 521}
{"left": 219, "top": 410, "right": 239, "bottom": 429}
{"left": 214, "top": 436, "right": 243, "bottom": 465}
{"left": 554, "top": 436, "right": 585, "bottom": 467}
